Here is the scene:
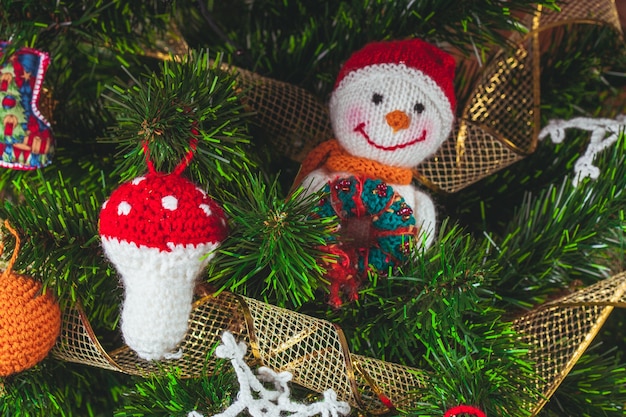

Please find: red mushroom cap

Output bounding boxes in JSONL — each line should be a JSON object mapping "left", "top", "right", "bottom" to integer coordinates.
{"left": 99, "top": 172, "right": 228, "bottom": 252}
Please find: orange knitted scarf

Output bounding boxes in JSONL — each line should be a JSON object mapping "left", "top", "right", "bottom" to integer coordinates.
{"left": 293, "top": 139, "right": 414, "bottom": 188}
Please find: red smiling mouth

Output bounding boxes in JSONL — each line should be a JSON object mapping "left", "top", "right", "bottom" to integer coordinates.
{"left": 354, "top": 122, "right": 426, "bottom": 151}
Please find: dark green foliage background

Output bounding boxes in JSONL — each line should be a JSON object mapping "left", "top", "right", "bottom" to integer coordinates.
{"left": 0, "top": 1, "right": 625, "bottom": 416}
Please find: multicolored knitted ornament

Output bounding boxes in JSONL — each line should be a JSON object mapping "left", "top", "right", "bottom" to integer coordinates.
{"left": 313, "top": 176, "right": 417, "bottom": 308}
{"left": 294, "top": 39, "right": 456, "bottom": 306}
{"left": 99, "top": 142, "right": 228, "bottom": 360}
{"left": 0, "top": 42, "right": 54, "bottom": 169}
{"left": 0, "top": 221, "right": 61, "bottom": 376}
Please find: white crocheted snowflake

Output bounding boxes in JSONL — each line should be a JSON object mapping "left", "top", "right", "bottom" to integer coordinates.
{"left": 188, "top": 332, "right": 351, "bottom": 417}
{"left": 540, "top": 115, "right": 626, "bottom": 186}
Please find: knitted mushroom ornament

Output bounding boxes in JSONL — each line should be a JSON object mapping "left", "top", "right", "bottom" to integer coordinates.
{"left": 99, "top": 142, "right": 228, "bottom": 360}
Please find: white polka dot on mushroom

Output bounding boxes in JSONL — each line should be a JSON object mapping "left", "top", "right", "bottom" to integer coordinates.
{"left": 118, "top": 201, "right": 132, "bottom": 216}
{"left": 199, "top": 204, "right": 212, "bottom": 216}
{"left": 162, "top": 196, "right": 178, "bottom": 211}
{"left": 131, "top": 176, "right": 146, "bottom": 185}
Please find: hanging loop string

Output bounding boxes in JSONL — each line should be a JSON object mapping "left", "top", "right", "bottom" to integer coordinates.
{"left": 142, "top": 121, "right": 199, "bottom": 176}
{"left": 142, "top": 138, "right": 197, "bottom": 175}
{"left": 443, "top": 405, "right": 487, "bottom": 417}
{"left": 173, "top": 135, "right": 199, "bottom": 176}
{"left": 142, "top": 141, "right": 157, "bottom": 174}
{"left": 0, "top": 220, "right": 21, "bottom": 279}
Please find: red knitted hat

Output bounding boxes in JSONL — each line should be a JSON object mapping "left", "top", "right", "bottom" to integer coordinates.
{"left": 334, "top": 38, "right": 456, "bottom": 111}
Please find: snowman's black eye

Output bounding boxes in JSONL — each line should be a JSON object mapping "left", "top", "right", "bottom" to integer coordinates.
{"left": 414, "top": 102, "right": 425, "bottom": 114}
{"left": 372, "top": 93, "right": 383, "bottom": 105}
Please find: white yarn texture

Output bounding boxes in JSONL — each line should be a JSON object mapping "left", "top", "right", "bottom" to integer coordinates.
{"left": 101, "top": 238, "right": 219, "bottom": 360}
{"left": 539, "top": 115, "right": 626, "bottom": 186}
{"left": 330, "top": 63, "right": 453, "bottom": 168}
{"left": 188, "top": 332, "right": 350, "bottom": 417}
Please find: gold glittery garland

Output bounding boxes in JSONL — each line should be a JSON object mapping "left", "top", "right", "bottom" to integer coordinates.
{"left": 513, "top": 271, "right": 626, "bottom": 415}
{"left": 51, "top": 291, "right": 426, "bottom": 414}
{"left": 418, "top": 1, "right": 623, "bottom": 193}
{"left": 51, "top": 270, "right": 626, "bottom": 415}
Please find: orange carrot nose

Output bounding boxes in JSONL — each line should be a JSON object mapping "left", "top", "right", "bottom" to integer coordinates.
{"left": 385, "top": 110, "right": 410, "bottom": 132}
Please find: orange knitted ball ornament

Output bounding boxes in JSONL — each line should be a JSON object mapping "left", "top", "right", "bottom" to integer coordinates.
{"left": 0, "top": 222, "right": 61, "bottom": 376}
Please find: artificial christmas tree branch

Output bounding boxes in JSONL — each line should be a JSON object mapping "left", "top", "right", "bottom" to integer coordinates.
{"left": 102, "top": 50, "right": 254, "bottom": 186}
{"left": 0, "top": 1, "right": 625, "bottom": 416}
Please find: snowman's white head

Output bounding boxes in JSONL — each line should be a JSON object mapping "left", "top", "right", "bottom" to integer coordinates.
{"left": 329, "top": 39, "right": 456, "bottom": 168}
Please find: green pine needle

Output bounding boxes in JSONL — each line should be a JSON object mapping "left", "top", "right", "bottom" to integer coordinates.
{"left": 115, "top": 362, "right": 235, "bottom": 417}
{"left": 0, "top": 360, "right": 131, "bottom": 417}
{"left": 208, "top": 169, "right": 339, "bottom": 308}
{"left": 414, "top": 319, "right": 538, "bottom": 417}
{"left": 540, "top": 342, "right": 626, "bottom": 417}
{"left": 492, "top": 130, "right": 626, "bottom": 306}
{"left": 102, "top": 49, "right": 254, "bottom": 186}
{"left": 0, "top": 169, "right": 120, "bottom": 329}
{"left": 326, "top": 221, "right": 496, "bottom": 363}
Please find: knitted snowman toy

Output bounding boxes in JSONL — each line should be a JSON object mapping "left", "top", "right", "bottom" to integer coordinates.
{"left": 294, "top": 39, "right": 456, "bottom": 307}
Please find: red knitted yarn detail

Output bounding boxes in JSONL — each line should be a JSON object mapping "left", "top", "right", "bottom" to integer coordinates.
{"left": 320, "top": 244, "right": 360, "bottom": 309}
{"left": 99, "top": 172, "right": 228, "bottom": 251}
{"left": 334, "top": 39, "right": 456, "bottom": 110}
{"left": 0, "top": 273, "right": 61, "bottom": 376}
{"left": 293, "top": 139, "right": 414, "bottom": 188}
{"left": 143, "top": 138, "right": 199, "bottom": 176}
{"left": 443, "top": 405, "right": 487, "bottom": 417}
{"left": 173, "top": 137, "right": 198, "bottom": 176}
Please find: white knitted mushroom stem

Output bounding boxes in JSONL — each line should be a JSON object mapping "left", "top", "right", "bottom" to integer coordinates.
{"left": 102, "top": 238, "right": 219, "bottom": 360}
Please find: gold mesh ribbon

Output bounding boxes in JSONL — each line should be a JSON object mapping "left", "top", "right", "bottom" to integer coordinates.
{"left": 229, "top": 1, "right": 623, "bottom": 193}
{"left": 234, "top": 68, "right": 333, "bottom": 163}
{"left": 51, "top": 291, "right": 426, "bottom": 414}
{"left": 417, "top": 2, "right": 623, "bottom": 192}
{"left": 51, "top": 271, "right": 626, "bottom": 415}
{"left": 513, "top": 270, "right": 626, "bottom": 415}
